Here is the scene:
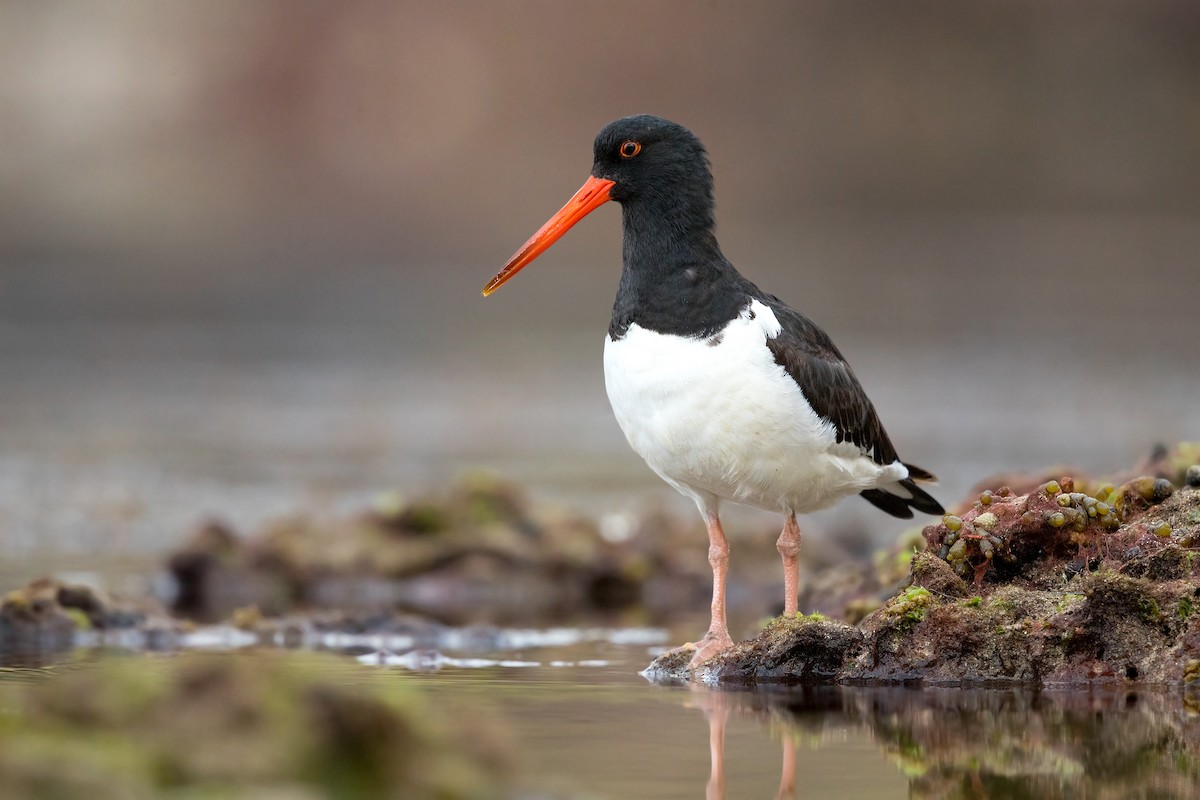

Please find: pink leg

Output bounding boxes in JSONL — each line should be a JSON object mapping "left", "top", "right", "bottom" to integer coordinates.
{"left": 775, "top": 736, "right": 797, "bottom": 799}
{"left": 777, "top": 514, "right": 802, "bottom": 616}
{"left": 705, "top": 696, "right": 729, "bottom": 800}
{"left": 689, "top": 510, "right": 734, "bottom": 668}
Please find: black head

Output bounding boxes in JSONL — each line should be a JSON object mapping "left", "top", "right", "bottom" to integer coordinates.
{"left": 590, "top": 115, "right": 714, "bottom": 212}
{"left": 482, "top": 115, "right": 720, "bottom": 297}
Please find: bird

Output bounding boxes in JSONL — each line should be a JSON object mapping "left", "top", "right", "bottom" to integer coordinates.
{"left": 482, "top": 115, "right": 943, "bottom": 668}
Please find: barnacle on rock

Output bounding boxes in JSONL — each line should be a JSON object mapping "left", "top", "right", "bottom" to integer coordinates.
{"left": 947, "top": 538, "right": 968, "bottom": 563}
{"left": 669, "top": 448, "right": 1200, "bottom": 688}
{"left": 1114, "top": 477, "right": 1176, "bottom": 517}
{"left": 1186, "top": 465, "right": 1200, "bottom": 488}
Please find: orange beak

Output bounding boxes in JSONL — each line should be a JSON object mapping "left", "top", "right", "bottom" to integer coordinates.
{"left": 482, "top": 175, "right": 616, "bottom": 296}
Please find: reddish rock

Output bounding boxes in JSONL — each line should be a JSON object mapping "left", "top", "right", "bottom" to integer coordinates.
{"left": 650, "top": 444, "right": 1200, "bottom": 687}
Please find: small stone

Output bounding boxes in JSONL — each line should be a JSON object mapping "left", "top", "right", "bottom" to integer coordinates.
{"left": 1187, "top": 465, "right": 1200, "bottom": 488}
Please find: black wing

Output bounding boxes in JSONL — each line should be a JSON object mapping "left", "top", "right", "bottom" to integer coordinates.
{"left": 759, "top": 296, "right": 943, "bottom": 519}
{"left": 760, "top": 298, "right": 899, "bottom": 466}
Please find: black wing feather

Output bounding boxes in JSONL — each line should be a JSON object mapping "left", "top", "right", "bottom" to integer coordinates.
{"left": 758, "top": 295, "right": 944, "bottom": 519}
{"left": 760, "top": 298, "right": 899, "bottom": 466}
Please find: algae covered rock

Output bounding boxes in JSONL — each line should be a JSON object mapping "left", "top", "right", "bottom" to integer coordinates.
{"left": 0, "top": 576, "right": 150, "bottom": 654}
{"left": 167, "top": 473, "right": 714, "bottom": 624}
{"left": 695, "top": 614, "right": 863, "bottom": 683}
{"left": 0, "top": 651, "right": 510, "bottom": 799}
{"left": 649, "top": 444, "right": 1200, "bottom": 687}
{"left": 848, "top": 465, "right": 1200, "bottom": 684}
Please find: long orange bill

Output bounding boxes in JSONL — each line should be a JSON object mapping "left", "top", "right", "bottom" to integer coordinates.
{"left": 482, "top": 175, "right": 616, "bottom": 296}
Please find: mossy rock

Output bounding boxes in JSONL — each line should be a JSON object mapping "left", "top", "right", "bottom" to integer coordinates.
{"left": 0, "top": 651, "right": 509, "bottom": 799}
{"left": 646, "top": 455, "right": 1200, "bottom": 686}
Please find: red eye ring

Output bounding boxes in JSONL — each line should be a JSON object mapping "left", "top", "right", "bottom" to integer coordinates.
{"left": 619, "top": 140, "right": 641, "bottom": 158}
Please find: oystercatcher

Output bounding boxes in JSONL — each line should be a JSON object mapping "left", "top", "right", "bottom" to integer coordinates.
{"left": 483, "top": 115, "right": 943, "bottom": 667}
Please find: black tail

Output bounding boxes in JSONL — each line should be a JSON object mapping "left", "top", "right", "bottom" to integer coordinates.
{"left": 860, "top": 462, "right": 944, "bottom": 519}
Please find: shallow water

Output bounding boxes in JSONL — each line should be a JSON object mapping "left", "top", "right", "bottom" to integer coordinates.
{"left": 8, "top": 629, "right": 1199, "bottom": 798}
{"left": 405, "top": 646, "right": 906, "bottom": 799}
{"left": 3, "top": 254, "right": 1198, "bottom": 796}
{"left": 352, "top": 634, "right": 1200, "bottom": 799}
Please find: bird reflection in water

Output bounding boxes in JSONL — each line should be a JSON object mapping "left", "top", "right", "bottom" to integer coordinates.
{"left": 684, "top": 684, "right": 798, "bottom": 800}
{"left": 668, "top": 682, "right": 1200, "bottom": 799}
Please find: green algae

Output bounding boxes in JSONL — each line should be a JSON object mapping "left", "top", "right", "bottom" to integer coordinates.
{"left": 1178, "top": 597, "right": 1194, "bottom": 621}
{"left": 889, "top": 586, "right": 933, "bottom": 628}
{"left": 0, "top": 651, "right": 509, "bottom": 800}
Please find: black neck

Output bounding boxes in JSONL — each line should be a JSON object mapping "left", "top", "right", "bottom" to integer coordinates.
{"left": 609, "top": 199, "right": 750, "bottom": 340}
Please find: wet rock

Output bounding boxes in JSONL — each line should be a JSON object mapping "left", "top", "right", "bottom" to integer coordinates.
{"left": 920, "top": 472, "right": 1193, "bottom": 590}
{"left": 0, "top": 578, "right": 77, "bottom": 651}
{"left": 0, "top": 651, "right": 510, "bottom": 799}
{"left": 907, "top": 551, "right": 970, "bottom": 598}
{"left": 965, "top": 441, "right": 1200, "bottom": 510}
{"left": 167, "top": 474, "right": 720, "bottom": 624}
{"left": 698, "top": 615, "right": 864, "bottom": 683}
{"left": 648, "top": 444, "right": 1200, "bottom": 687}
{"left": 0, "top": 577, "right": 151, "bottom": 654}
{"left": 643, "top": 615, "right": 863, "bottom": 685}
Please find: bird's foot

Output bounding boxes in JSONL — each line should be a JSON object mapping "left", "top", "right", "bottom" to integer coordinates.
{"left": 685, "top": 631, "right": 735, "bottom": 670}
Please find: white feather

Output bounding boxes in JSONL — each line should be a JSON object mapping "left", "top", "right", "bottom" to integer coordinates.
{"left": 603, "top": 299, "right": 907, "bottom": 514}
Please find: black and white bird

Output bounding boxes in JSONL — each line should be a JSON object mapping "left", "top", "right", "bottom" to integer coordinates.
{"left": 483, "top": 115, "right": 943, "bottom": 667}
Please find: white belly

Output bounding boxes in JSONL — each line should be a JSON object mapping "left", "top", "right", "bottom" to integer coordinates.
{"left": 602, "top": 300, "right": 902, "bottom": 513}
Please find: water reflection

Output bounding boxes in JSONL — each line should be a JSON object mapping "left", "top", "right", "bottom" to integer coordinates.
{"left": 681, "top": 683, "right": 1200, "bottom": 799}
{"left": 9, "top": 632, "right": 1200, "bottom": 797}
{"left": 686, "top": 685, "right": 797, "bottom": 799}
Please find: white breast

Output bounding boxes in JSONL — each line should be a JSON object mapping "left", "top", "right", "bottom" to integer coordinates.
{"left": 602, "top": 299, "right": 904, "bottom": 514}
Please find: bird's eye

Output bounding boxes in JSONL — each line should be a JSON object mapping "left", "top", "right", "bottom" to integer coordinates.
{"left": 619, "top": 140, "right": 642, "bottom": 158}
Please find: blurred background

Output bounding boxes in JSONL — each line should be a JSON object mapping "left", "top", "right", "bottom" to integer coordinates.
{"left": 2, "top": 0, "right": 1197, "bottom": 577}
